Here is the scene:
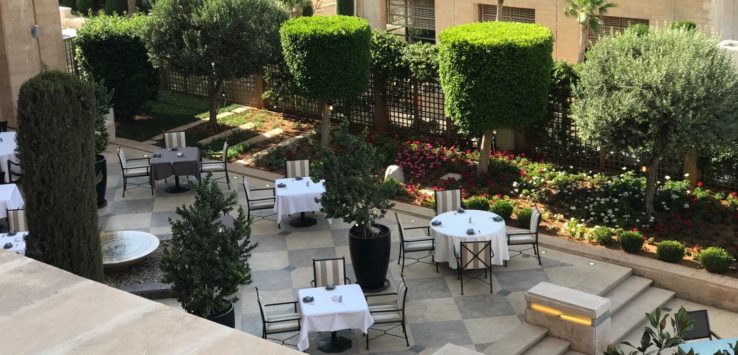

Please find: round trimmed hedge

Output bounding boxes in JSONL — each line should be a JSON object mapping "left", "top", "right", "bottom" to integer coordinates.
{"left": 76, "top": 14, "right": 158, "bottom": 119}
{"left": 700, "top": 247, "right": 734, "bottom": 273}
{"left": 592, "top": 226, "right": 613, "bottom": 246}
{"left": 464, "top": 196, "right": 490, "bottom": 211}
{"left": 490, "top": 199, "right": 514, "bottom": 221}
{"left": 438, "top": 21, "right": 553, "bottom": 132}
{"left": 656, "top": 240, "right": 685, "bottom": 263}
{"left": 280, "top": 15, "right": 371, "bottom": 101}
{"left": 619, "top": 231, "right": 644, "bottom": 253}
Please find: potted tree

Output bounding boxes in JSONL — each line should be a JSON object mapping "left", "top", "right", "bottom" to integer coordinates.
{"left": 159, "top": 174, "right": 256, "bottom": 327}
{"left": 92, "top": 82, "right": 112, "bottom": 208}
{"left": 313, "top": 121, "right": 396, "bottom": 291}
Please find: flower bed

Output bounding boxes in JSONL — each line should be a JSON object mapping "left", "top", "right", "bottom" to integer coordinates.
{"left": 391, "top": 140, "right": 738, "bottom": 275}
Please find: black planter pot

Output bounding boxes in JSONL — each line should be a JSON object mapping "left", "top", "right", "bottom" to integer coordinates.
{"left": 348, "top": 224, "right": 391, "bottom": 292}
{"left": 207, "top": 302, "right": 236, "bottom": 328}
{"left": 95, "top": 154, "right": 107, "bottom": 208}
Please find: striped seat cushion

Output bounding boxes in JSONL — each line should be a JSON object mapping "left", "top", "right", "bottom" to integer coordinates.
{"left": 459, "top": 241, "right": 491, "bottom": 270}
{"left": 285, "top": 160, "right": 310, "bottom": 178}
{"left": 435, "top": 189, "right": 462, "bottom": 215}
{"left": 313, "top": 258, "right": 347, "bottom": 287}
{"left": 164, "top": 131, "right": 187, "bottom": 149}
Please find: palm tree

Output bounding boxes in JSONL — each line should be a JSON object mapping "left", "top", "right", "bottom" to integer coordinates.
{"left": 496, "top": 0, "right": 504, "bottom": 21}
{"left": 564, "top": 0, "right": 617, "bottom": 63}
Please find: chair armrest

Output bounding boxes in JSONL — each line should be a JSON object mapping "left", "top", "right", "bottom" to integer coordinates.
{"left": 369, "top": 308, "right": 401, "bottom": 313}
{"left": 265, "top": 301, "right": 299, "bottom": 307}
{"left": 251, "top": 187, "right": 275, "bottom": 192}
{"left": 405, "top": 226, "right": 430, "bottom": 232}
{"left": 405, "top": 237, "right": 434, "bottom": 242}
{"left": 249, "top": 197, "right": 275, "bottom": 202}
{"left": 127, "top": 157, "right": 151, "bottom": 163}
{"left": 123, "top": 165, "right": 150, "bottom": 172}
{"left": 506, "top": 231, "right": 534, "bottom": 236}
{"left": 344, "top": 277, "right": 351, "bottom": 284}
{"left": 365, "top": 292, "right": 398, "bottom": 299}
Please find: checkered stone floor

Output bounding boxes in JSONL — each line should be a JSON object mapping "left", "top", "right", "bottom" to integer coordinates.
{"left": 99, "top": 146, "right": 634, "bottom": 354}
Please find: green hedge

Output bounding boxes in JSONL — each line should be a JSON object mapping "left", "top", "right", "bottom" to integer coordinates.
{"left": 700, "top": 247, "right": 734, "bottom": 273}
{"left": 516, "top": 207, "right": 532, "bottom": 228}
{"left": 464, "top": 196, "right": 490, "bottom": 211}
{"left": 280, "top": 15, "right": 371, "bottom": 101}
{"left": 76, "top": 14, "right": 158, "bottom": 119}
{"left": 490, "top": 199, "right": 514, "bottom": 221}
{"left": 656, "top": 240, "right": 685, "bottom": 263}
{"left": 592, "top": 226, "right": 613, "bottom": 246}
{"left": 619, "top": 231, "right": 644, "bottom": 253}
{"left": 438, "top": 21, "right": 553, "bottom": 132}
{"left": 17, "top": 71, "right": 103, "bottom": 281}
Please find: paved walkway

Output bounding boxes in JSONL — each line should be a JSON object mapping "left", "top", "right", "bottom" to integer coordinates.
{"left": 100, "top": 145, "right": 738, "bottom": 354}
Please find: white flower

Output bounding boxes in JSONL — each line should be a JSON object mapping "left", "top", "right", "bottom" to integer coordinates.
{"left": 684, "top": 203, "right": 690, "bottom": 209}
{"left": 512, "top": 181, "right": 519, "bottom": 187}
{"left": 665, "top": 175, "right": 671, "bottom": 180}
{"left": 570, "top": 206, "right": 577, "bottom": 211}
{"left": 684, "top": 173, "right": 690, "bottom": 177}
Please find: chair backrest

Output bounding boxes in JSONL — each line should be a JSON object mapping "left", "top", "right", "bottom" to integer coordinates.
{"left": 530, "top": 207, "right": 541, "bottom": 233}
{"left": 242, "top": 176, "right": 253, "bottom": 201}
{"left": 221, "top": 141, "right": 229, "bottom": 163}
{"left": 7, "top": 208, "right": 27, "bottom": 233}
{"left": 312, "top": 257, "right": 347, "bottom": 287}
{"left": 394, "top": 212, "right": 407, "bottom": 243}
{"left": 435, "top": 189, "right": 461, "bottom": 215}
{"left": 164, "top": 131, "right": 186, "bottom": 149}
{"left": 396, "top": 277, "right": 408, "bottom": 311}
{"left": 459, "top": 241, "right": 492, "bottom": 271}
{"left": 285, "top": 160, "right": 309, "bottom": 178}
{"left": 255, "top": 287, "right": 268, "bottom": 323}
{"left": 117, "top": 146, "right": 127, "bottom": 169}
{"left": 7, "top": 160, "right": 22, "bottom": 182}
{"left": 679, "top": 310, "right": 713, "bottom": 341}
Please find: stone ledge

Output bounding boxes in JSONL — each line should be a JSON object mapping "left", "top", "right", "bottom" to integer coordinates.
{"left": 539, "top": 234, "right": 738, "bottom": 313}
{"left": 122, "top": 282, "right": 173, "bottom": 300}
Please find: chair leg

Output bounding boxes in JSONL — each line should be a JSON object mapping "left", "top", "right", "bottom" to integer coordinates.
{"left": 122, "top": 177, "right": 127, "bottom": 197}
{"left": 489, "top": 266, "right": 493, "bottom": 294}
{"left": 366, "top": 332, "right": 370, "bottom": 350}
{"left": 535, "top": 244, "right": 542, "bottom": 266}
{"left": 460, "top": 270, "right": 464, "bottom": 295}
{"left": 397, "top": 245, "right": 402, "bottom": 265}
{"left": 225, "top": 169, "right": 231, "bottom": 190}
{"left": 401, "top": 251, "right": 406, "bottom": 273}
{"left": 402, "top": 322, "right": 409, "bottom": 346}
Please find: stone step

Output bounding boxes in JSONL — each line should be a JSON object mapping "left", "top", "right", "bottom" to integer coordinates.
{"left": 562, "top": 351, "right": 587, "bottom": 355}
{"left": 610, "top": 286, "right": 675, "bottom": 343}
{"left": 572, "top": 264, "right": 632, "bottom": 296}
{"left": 523, "top": 336, "right": 570, "bottom": 355}
{"left": 483, "top": 323, "right": 548, "bottom": 355}
{"left": 602, "top": 276, "right": 653, "bottom": 314}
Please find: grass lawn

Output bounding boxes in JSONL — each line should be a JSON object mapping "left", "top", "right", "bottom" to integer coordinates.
{"left": 116, "top": 91, "right": 240, "bottom": 141}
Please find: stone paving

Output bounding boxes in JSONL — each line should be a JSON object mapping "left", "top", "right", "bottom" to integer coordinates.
{"left": 99, "top": 145, "right": 738, "bottom": 354}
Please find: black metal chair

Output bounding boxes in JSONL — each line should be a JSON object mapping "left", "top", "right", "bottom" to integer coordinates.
{"left": 117, "top": 146, "right": 153, "bottom": 197}
{"left": 311, "top": 257, "right": 351, "bottom": 287}
{"left": 505, "top": 207, "right": 542, "bottom": 266}
{"left": 395, "top": 212, "right": 437, "bottom": 273}
{"left": 6, "top": 159, "right": 22, "bottom": 184}
{"left": 163, "top": 130, "right": 187, "bottom": 150}
{"left": 242, "top": 176, "right": 276, "bottom": 224}
{"left": 7, "top": 208, "right": 27, "bottom": 233}
{"left": 285, "top": 159, "right": 310, "bottom": 178}
{"left": 365, "top": 277, "right": 410, "bottom": 349}
{"left": 201, "top": 141, "right": 230, "bottom": 189}
{"left": 678, "top": 310, "right": 721, "bottom": 341}
{"left": 455, "top": 241, "right": 494, "bottom": 295}
{"left": 255, "top": 287, "right": 301, "bottom": 346}
{"left": 435, "top": 189, "right": 462, "bottom": 215}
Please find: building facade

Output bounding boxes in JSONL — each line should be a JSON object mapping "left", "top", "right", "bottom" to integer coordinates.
{"left": 343, "top": 0, "right": 738, "bottom": 63}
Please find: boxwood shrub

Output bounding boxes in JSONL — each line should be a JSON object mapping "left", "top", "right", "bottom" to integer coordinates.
{"left": 490, "top": 199, "right": 514, "bottom": 221}
{"left": 516, "top": 207, "right": 532, "bottom": 228}
{"left": 76, "top": 14, "right": 158, "bottom": 119}
{"left": 280, "top": 16, "right": 371, "bottom": 101}
{"left": 699, "top": 247, "right": 734, "bottom": 273}
{"left": 656, "top": 240, "right": 685, "bottom": 263}
{"left": 592, "top": 226, "right": 613, "bottom": 246}
{"left": 464, "top": 196, "right": 490, "bottom": 211}
{"left": 438, "top": 21, "right": 553, "bottom": 132}
{"left": 619, "top": 231, "right": 644, "bottom": 253}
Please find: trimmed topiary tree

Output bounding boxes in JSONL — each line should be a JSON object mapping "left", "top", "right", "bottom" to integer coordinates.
{"left": 145, "top": 0, "right": 289, "bottom": 128}
{"left": 572, "top": 28, "right": 738, "bottom": 215}
{"left": 17, "top": 71, "right": 103, "bottom": 281}
{"left": 76, "top": 14, "right": 158, "bottom": 120}
{"left": 619, "top": 231, "right": 645, "bottom": 254}
{"left": 439, "top": 21, "right": 553, "bottom": 174}
{"left": 699, "top": 247, "right": 734, "bottom": 273}
{"left": 656, "top": 240, "right": 685, "bottom": 263}
{"left": 281, "top": 15, "right": 371, "bottom": 146}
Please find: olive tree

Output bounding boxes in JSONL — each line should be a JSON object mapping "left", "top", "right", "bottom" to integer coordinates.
{"left": 439, "top": 21, "right": 553, "bottom": 174}
{"left": 572, "top": 28, "right": 738, "bottom": 215}
{"left": 280, "top": 16, "right": 371, "bottom": 146}
{"left": 144, "top": 0, "right": 288, "bottom": 128}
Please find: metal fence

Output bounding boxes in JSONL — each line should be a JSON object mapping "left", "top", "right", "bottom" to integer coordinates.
{"left": 159, "top": 70, "right": 261, "bottom": 107}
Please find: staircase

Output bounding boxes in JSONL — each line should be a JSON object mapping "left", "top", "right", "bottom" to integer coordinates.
{"left": 483, "top": 267, "right": 675, "bottom": 355}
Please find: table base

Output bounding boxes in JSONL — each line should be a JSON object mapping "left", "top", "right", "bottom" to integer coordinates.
{"left": 289, "top": 212, "right": 317, "bottom": 228}
{"left": 165, "top": 176, "right": 190, "bottom": 194}
{"left": 318, "top": 331, "right": 352, "bottom": 353}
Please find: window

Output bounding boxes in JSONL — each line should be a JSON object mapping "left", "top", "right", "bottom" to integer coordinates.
{"left": 387, "top": 0, "right": 436, "bottom": 43}
{"left": 589, "top": 16, "right": 649, "bottom": 42}
{"left": 479, "top": 4, "right": 535, "bottom": 24}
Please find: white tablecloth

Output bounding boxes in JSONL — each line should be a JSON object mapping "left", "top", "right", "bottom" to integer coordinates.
{"left": 0, "top": 232, "right": 28, "bottom": 256}
{"left": 274, "top": 177, "right": 325, "bottom": 224}
{"left": 297, "top": 284, "right": 373, "bottom": 351}
{"left": 0, "top": 184, "right": 24, "bottom": 219}
{"left": 0, "top": 132, "right": 17, "bottom": 183}
{"left": 430, "top": 210, "right": 509, "bottom": 268}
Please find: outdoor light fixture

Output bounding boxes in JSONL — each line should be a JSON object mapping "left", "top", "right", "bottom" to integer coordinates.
{"left": 530, "top": 303, "right": 593, "bottom": 326}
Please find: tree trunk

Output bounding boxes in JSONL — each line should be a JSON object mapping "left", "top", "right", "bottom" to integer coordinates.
{"left": 478, "top": 129, "right": 495, "bottom": 175}
{"left": 577, "top": 26, "right": 589, "bottom": 63}
{"left": 644, "top": 158, "right": 661, "bottom": 216}
{"left": 373, "top": 71, "right": 389, "bottom": 132}
{"left": 127, "top": 0, "right": 136, "bottom": 16}
{"left": 208, "top": 77, "right": 223, "bottom": 129}
{"left": 320, "top": 101, "right": 331, "bottom": 147}
{"left": 496, "top": 0, "right": 504, "bottom": 21}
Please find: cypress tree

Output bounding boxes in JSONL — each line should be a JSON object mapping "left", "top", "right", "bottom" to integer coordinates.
{"left": 17, "top": 71, "right": 103, "bottom": 281}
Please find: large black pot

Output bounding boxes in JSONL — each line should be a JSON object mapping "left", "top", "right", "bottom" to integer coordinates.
{"left": 349, "top": 224, "right": 391, "bottom": 292}
{"left": 207, "top": 302, "right": 236, "bottom": 328}
{"left": 95, "top": 154, "right": 107, "bottom": 208}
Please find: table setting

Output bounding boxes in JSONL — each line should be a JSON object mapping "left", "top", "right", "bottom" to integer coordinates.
{"left": 0, "top": 132, "right": 18, "bottom": 183}
{"left": 274, "top": 176, "right": 325, "bottom": 227}
{"left": 430, "top": 208, "right": 509, "bottom": 268}
{"left": 1, "top": 232, "right": 28, "bottom": 256}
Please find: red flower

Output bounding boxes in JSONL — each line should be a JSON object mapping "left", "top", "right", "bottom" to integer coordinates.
{"left": 697, "top": 181, "right": 703, "bottom": 187}
{"left": 631, "top": 227, "right": 639, "bottom": 232}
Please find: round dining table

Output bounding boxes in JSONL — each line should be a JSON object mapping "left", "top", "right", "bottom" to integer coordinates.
{"left": 430, "top": 209, "right": 509, "bottom": 268}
